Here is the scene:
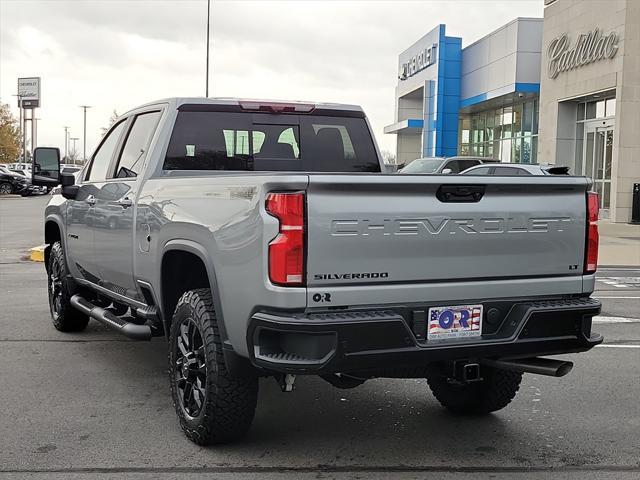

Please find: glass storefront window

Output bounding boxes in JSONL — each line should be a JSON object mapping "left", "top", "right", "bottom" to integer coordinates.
{"left": 458, "top": 100, "right": 538, "bottom": 164}
{"left": 502, "top": 138, "right": 512, "bottom": 163}
{"left": 576, "top": 103, "right": 585, "bottom": 121}
{"left": 522, "top": 136, "right": 532, "bottom": 164}
{"left": 595, "top": 100, "right": 605, "bottom": 118}
{"left": 513, "top": 103, "right": 522, "bottom": 137}
{"left": 586, "top": 101, "right": 596, "bottom": 120}
{"left": 574, "top": 123, "right": 584, "bottom": 175}
{"left": 523, "top": 101, "right": 533, "bottom": 135}
{"left": 606, "top": 98, "right": 616, "bottom": 117}
{"left": 485, "top": 111, "right": 494, "bottom": 142}
{"left": 460, "top": 116, "right": 470, "bottom": 144}
{"left": 512, "top": 137, "right": 521, "bottom": 163}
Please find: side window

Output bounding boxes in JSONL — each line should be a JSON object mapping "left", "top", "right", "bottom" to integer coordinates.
{"left": 445, "top": 160, "right": 462, "bottom": 173}
{"left": 87, "top": 121, "right": 126, "bottom": 182}
{"left": 465, "top": 166, "right": 492, "bottom": 175}
{"left": 494, "top": 166, "right": 523, "bottom": 176}
{"left": 114, "top": 111, "right": 162, "bottom": 178}
{"left": 459, "top": 159, "right": 481, "bottom": 171}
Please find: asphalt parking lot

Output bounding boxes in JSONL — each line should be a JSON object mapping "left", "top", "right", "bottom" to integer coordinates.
{"left": 1, "top": 195, "right": 639, "bottom": 479}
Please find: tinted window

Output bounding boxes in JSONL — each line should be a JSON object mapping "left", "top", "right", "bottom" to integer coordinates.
{"left": 398, "top": 158, "right": 444, "bottom": 174}
{"left": 494, "top": 166, "right": 528, "bottom": 176}
{"left": 458, "top": 159, "right": 482, "bottom": 171}
{"left": 253, "top": 125, "right": 300, "bottom": 159}
{"left": 464, "top": 166, "right": 492, "bottom": 175}
{"left": 444, "top": 160, "right": 463, "bottom": 174}
{"left": 115, "top": 111, "right": 162, "bottom": 178}
{"left": 87, "top": 121, "right": 126, "bottom": 182}
{"left": 164, "top": 111, "right": 379, "bottom": 172}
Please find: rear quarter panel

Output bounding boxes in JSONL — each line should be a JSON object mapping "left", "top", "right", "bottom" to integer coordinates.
{"left": 135, "top": 174, "right": 309, "bottom": 357}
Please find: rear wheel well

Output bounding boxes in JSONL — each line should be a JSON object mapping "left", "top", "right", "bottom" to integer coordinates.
{"left": 161, "top": 250, "right": 210, "bottom": 332}
{"left": 44, "top": 221, "right": 62, "bottom": 269}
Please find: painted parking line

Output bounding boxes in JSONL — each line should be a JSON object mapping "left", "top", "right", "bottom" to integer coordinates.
{"left": 593, "top": 316, "right": 640, "bottom": 323}
{"left": 597, "top": 344, "right": 640, "bottom": 349}
{"left": 596, "top": 277, "right": 640, "bottom": 288}
{"left": 594, "top": 296, "right": 640, "bottom": 299}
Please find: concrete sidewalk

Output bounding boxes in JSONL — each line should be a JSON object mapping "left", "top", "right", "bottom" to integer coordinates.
{"left": 599, "top": 220, "right": 640, "bottom": 267}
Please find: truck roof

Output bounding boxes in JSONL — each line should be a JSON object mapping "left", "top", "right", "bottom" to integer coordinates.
{"left": 123, "top": 97, "right": 364, "bottom": 117}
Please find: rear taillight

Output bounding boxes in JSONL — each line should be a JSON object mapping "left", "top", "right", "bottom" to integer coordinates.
{"left": 266, "top": 192, "right": 305, "bottom": 286}
{"left": 585, "top": 191, "right": 599, "bottom": 274}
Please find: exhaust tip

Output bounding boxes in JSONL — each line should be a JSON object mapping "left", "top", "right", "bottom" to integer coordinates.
{"left": 555, "top": 361, "right": 573, "bottom": 377}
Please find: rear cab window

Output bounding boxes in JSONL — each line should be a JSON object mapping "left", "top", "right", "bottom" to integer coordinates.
{"left": 164, "top": 108, "right": 380, "bottom": 172}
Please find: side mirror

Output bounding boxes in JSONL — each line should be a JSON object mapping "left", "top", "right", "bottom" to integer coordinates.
{"left": 60, "top": 172, "right": 79, "bottom": 200}
{"left": 441, "top": 168, "right": 453, "bottom": 175}
{"left": 32, "top": 147, "right": 61, "bottom": 187}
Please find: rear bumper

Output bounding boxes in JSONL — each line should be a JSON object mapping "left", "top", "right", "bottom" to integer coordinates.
{"left": 247, "top": 297, "right": 602, "bottom": 375}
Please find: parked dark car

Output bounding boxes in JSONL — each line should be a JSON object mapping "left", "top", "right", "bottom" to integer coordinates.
{"left": 0, "top": 166, "right": 29, "bottom": 195}
{"left": 9, "top": 168, "right": 48, "bottom": 195}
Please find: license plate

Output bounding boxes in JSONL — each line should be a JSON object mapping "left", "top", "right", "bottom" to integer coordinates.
{"left": 427, "top": 304, "right": 483, "bottom": 340}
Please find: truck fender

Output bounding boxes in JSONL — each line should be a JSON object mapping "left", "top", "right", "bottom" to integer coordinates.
{"left": 159, "top": 239, "right": 254, "bottom": 377}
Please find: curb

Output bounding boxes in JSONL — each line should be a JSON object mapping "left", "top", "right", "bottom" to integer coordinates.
{"left": 29, "top": 245, "right": 46, "bottom": 262}
{"left": 0, "top": 194, "right": 22, "bottom": 199}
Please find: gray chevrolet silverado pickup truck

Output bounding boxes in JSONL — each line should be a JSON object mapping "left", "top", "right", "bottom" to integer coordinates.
{"left": 32, "top": 98, "right": 602, "bottom": 445}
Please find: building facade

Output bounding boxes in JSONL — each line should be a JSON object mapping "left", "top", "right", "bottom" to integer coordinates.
{"left": 538, "top": 0, "right": 640, "bottom": 222}
{"left": 387, "top": 0, "right": 639, "bottom": 222}
{"left": 385, "top": 18, "right": 543, "bottom": 166}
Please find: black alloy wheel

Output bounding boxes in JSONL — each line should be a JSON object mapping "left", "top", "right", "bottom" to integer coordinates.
{"left": 0, "top": 182, "right": 13, "bottom": 195}
{"left": 174, "top": 317, "right": 208, "bottom": 418}
{"left": 49, "top": 252, "right": 65, "bottom": 320}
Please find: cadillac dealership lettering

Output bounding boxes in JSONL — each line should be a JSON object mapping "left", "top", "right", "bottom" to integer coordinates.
{"left": 398, "top": 44, "right": 437, "bottom": 80}
{"left": 547, "top": 28, "right": 619, "bottom": 79}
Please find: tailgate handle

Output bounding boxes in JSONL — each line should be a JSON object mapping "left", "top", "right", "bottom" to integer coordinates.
{"left": 437, "top": 185, "right": 485, "bottom": 203}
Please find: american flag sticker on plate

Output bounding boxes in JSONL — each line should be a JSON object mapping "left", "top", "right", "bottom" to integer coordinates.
{"left": 427, "top": 305, "right": 483, "bottom": 340}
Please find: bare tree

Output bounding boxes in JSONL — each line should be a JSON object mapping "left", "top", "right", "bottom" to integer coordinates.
{"left": 380, "top": 149, "right": 397, "bottom": 165}
{"left": 100, "top": 109, "right": 120, "bottom": 136}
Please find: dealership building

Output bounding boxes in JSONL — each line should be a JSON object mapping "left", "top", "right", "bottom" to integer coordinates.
{"left": 385, "top": 0, "right": 640, "bottom": 222}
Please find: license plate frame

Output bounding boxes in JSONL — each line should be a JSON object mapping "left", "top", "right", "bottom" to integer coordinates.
{"left": 427, "top": 304, "right": 483, "bottom": 340}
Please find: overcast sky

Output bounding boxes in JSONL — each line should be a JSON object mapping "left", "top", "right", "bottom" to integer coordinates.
{"left": 0, "top": 0, "right": 542, "bottom": 158}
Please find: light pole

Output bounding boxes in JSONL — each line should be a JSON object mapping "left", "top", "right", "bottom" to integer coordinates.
{"left": 79, "top": 105, "right": 91, "bottom": 162}
{"left": 205, "top": 0, "right": 210, "bottom": 97}
{"left": 70, "top": 137, "right": 79, "bottom": 164}
{"left": 63, "top": 126, "right": 70, "bottom": 162}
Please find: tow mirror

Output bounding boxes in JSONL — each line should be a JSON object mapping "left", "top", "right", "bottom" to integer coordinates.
{"left": 441, "top": 168, "right": 453, "bottom": 175}
{"left": 32, "top": 147, "right": 61, "bottom": 187}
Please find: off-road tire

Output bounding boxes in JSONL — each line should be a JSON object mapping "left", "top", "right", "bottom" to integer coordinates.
{"left": 47, "top": 241, "right": 90, "bottom": 332}
{"left": 169, "top": 288, "right": 258, "bottom": 445}
{"left": 426, "top": 363, "right": 522, "bottom": 414}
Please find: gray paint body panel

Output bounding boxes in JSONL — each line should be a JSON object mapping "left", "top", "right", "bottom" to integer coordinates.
{"left": 42, "top": 97, "right": 594, "bottom": 361}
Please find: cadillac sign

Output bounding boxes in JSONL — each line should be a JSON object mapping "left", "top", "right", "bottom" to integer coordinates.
{"left": 547, "top": 28, "right": 619, "bottom": 79}
{"left": 399, "top": 44, "right": 437, "bottom": 80}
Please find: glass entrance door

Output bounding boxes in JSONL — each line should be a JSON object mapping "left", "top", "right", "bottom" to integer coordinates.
{"left": 583, "top": 119, "right": 614, "bottom": 213}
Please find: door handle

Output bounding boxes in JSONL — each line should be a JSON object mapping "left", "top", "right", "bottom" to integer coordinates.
{"left": 116, "top": 197, "right": 133, "bottom": 208}
{"left": 85, "top": 195, "right": 96, "bottom": 206}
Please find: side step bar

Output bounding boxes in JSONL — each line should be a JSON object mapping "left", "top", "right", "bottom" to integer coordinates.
{"left": 481, "top": 357, "right": 573, "bottom": 377}
{"left": 71, "top": 295, "right": 152, "bottom": 341}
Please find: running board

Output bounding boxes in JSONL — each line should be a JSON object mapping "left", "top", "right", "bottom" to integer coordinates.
{"left": 71, "top": 295, "right": 152, "bottom": 341}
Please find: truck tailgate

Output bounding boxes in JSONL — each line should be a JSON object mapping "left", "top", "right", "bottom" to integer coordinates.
{"left": 306, "top": 175, "right": 589, "bottom": 287}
